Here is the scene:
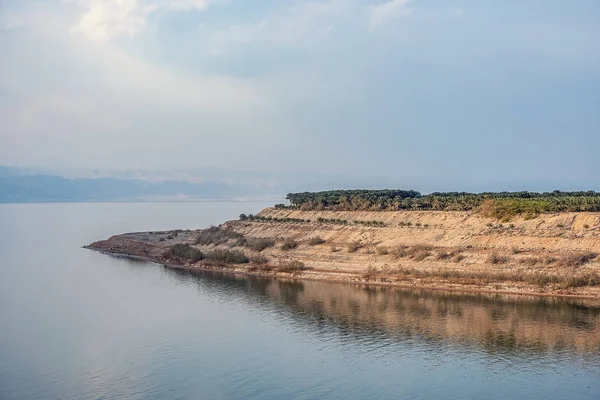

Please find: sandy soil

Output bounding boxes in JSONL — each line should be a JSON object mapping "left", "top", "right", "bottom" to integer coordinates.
{"left": 87, "top": 208, "right": 600, "bottom": 298}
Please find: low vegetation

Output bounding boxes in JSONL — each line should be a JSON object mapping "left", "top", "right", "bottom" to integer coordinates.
{"left": 557, "top": 252, "right": 597, "bottom": 268}
{"left": 487, "top": 252, "right": 509, "bottom": 265}
{"left": 307, "top": 237, "right": 326, "bottom": 245}
{"left": 241, "top": 214, "right": 311, "bottom": 224}
{"left": 317, "top": 217, "right": 349, "bottom": 225}
{"left": 354, "top": 220, "right": 386, "bottom": 227}
{"left": 168, "top": 243, "right": 204, "bottom": 262}
{"left": 277, "top": 260, "right": 306, "bottom": 273}
{"left": 376, "top": 246, "right": 389, "bottom": 255}
{"left": 346, "top": 241, "right": 362, "bottom": 253}
{"left": 361, "top": 265, "right": 600, "bottom": 288}
{"left": 280, "top": 239, "right": 299, "bottom": 251}
{"left": 250, "top": 254, "right": 269, "bottom": 265}
{"left": 204, "top": 249, "right": 249, "bottom": 264}
{"left": 246, "top": 237, "right": 275, "bottom": 252}
{"left": 195, "top": 226, "right": 243, "bottom": 246}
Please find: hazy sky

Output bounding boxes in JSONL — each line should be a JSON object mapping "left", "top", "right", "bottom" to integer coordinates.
{"left": 1, "top": 0, "right": 599, "bottom": 186}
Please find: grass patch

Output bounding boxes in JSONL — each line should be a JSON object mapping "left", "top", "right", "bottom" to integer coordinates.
{"left": 277, "top": 260, "right": 306, "bottom": 273}
{"left": 362, "top": 265, "right": 379, "bottom": 279}
{"left": 376, "top": 246, "right": 389, "bottom": 255}
{"left": 392, "top": 245, "right": 409, "bottom": 258}
{"left": 205, "top": 249, "right": 249, "bottom": 264}
{"left": 519, "top": 257, "right": 543, "bottom": 267}
{"left": 246, "top": 237, "right": 275, "bottom": 252}
{"left": 562, "top": 273, "right": 600, "bottom": 288}
{"left": 307, "top": 237, "right": 326, "bottom": 246}
{"left": 280, "top": 239, "right": 299, "bottom": 251}
{"left": 195, "top": 226, "right": 244, "bottom": 246}
{"left": 412, "top": 250, "right": 431, "bottom": 262}
{"left": 168, "top": 243, "right": 204, "bottom": 262}
{"left": 487, "top": 252, "right": 509, "bottom": 265}
{"left": 250, "top": 254, "right": 269, "bottom": 265}
{"left": 557, "top": 252, "right": 597, "bottom": 268}
{"left": 346, "top": 241, "right": 362, "bottom": 253}
{"left": 366, "top": 266, "right": 600, "bottom": 288}
{"left": 450, "top": 250, "right": 465, "bottom": 263}
{"left": 407, "top": 244, "right": 433, "bottom": 261}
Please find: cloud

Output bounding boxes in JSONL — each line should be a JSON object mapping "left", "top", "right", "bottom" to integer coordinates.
{"left": 71, "top": 0, "right": 214, "bottom": 41}
{"left": 209, "top": 20, "right": 268, "bottom": 50}
{"left": 207, "top": 0, "right": 351, "bottom": 53}
{"left": 370, "top": 0, "right": 413, "bottom": 26}
{"left": 0, "top": 13, "right": 26, "bottom": 32}
{"left": 163, "top": 0, "right": 212, "bottom": 11}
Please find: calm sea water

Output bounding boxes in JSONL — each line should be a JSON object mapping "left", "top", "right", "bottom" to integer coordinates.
{"left": 0, "top": 202, "right": 599, "bottom": 400}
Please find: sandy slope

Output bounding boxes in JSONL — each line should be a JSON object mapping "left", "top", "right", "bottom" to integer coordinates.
{"left": 88, "top": 208, "right": 600, "bottom": 298}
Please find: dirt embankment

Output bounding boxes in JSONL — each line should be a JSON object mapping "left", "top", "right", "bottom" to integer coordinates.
{"left": 87, "top": 208, "right": 600, "bottom": 298}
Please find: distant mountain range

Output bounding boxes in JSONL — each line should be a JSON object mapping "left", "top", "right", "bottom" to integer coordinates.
{"left": 0, "top": 166, "right": 283, "bottom": 203}
{"left": 2, "top": 165, "right": 597, "bottom": 203}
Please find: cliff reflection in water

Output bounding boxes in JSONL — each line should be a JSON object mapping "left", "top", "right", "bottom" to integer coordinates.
{"left": 164, "top": 268, "right": 600, "bottom": 357}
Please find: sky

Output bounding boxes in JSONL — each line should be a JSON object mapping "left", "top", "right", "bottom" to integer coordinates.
{"left": 0, "top": 0, "right": 599, "bottom": 189}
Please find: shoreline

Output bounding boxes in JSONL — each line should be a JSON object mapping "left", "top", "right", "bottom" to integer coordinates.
{"left": 85, "top": 246, "right": 600, "bottom": 301}
{"left": 85, "top": 207, "right": 600, "bottom": 300}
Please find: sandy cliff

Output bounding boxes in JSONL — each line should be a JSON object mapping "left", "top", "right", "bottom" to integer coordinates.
{"left": 88, "top": 208, "right": 600, "bottom": 298}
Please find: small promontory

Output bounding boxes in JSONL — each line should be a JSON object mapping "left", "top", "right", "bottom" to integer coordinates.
{"left": 87, "top": 190, "right": 600, "bottom": 298}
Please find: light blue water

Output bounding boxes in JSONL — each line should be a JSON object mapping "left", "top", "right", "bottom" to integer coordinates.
{"left": 0, "top": 202, "right": 599, "bottom": 400}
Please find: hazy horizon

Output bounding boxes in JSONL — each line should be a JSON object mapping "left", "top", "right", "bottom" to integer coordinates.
{"left": 1, "top": 0, "right": 599, "bottom": 188}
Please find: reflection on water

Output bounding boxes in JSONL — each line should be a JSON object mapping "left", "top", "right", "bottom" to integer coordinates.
{"left": 2, "top": 202, "right": 599, "bottom": 400}
{"left": 165, "top": 267, "right": 600, "bottom": 359}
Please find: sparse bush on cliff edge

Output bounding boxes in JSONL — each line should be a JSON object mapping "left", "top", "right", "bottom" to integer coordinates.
{"left": 205, "top": 249, "right": 249, "bottom": 264}
{"left": 195, "top": 226, "right": 244, "bottom": 246}
{"left": 281, "top": 239, "right": 299, "bottom": 251}
{"left": 246, "top": 238, "right": 275, "bottom": 252}
{"left": 487, "top": 252, "right": 509, "bottom": 265}
{"left": 307, "top": 237, "right": 326, "bottom": 246}
{"left": 168, "top": 243, "right": 204, "bottom": 262}
{"left": 346, "top": 241, "right": 362, "bottom": 253}
{"left": 277, "top": 260, "right": 306, "bottom": 273}
{"left": 376, "top": 246, "right": 389, "bottom": 255}
{"left": 557, "top": 252, "right": 597, "bottom": 268}
{"left": 251, "top": 254, "right": 269, "bottom": 265}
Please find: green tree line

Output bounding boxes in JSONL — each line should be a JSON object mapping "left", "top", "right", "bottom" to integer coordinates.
{"left": 285, "top": 190, "right": 600, "bottom": 214}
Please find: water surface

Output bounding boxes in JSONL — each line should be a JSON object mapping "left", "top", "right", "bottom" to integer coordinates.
{"left": 0, "top": 202, "right": 599, "bottom": 400}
